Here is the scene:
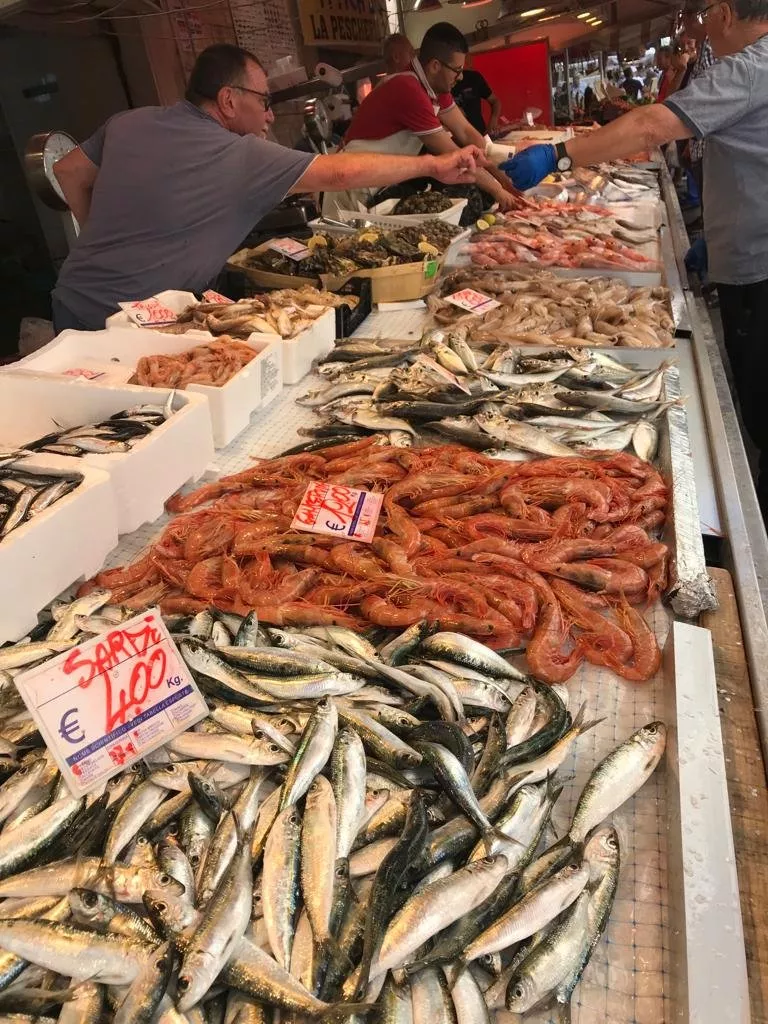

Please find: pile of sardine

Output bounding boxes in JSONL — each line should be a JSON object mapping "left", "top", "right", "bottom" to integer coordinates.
{"left": 17, "top": 397, "right": 175, "bottom": 458}
{"left": 0, "top": 594, "right": 667, "bottom": 1022}
{"left": 298, "top": 334, "right": 671, "bottom": 461}
{"left": 0, "top": 460, "right": 83, "bottom": 543}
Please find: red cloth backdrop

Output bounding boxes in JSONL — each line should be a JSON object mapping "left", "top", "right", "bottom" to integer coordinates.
{"left": 473, "top": 40, "right": 553, "bottom": 126}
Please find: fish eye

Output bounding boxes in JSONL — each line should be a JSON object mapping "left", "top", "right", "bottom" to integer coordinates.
{"left": 189, "top": 854, "right": 200, "bottom": 867}
{"left": 157, "top": 873, "right": 172, "bottom": 886}
{"left": 269, "top": 744, "right": 280, "bottom": 753}
{"left": 335, "top": 864, "right": 347, "bottom": 878}
{"left": 253, "top": 730, "right": 264, "bottom": 739}
{"left": 177, "top": 976, "right": 190, "bottom": 994}
{"left": 81, "top": 891, "right": 99, "bottom": 908}
{"left": 606, "top": 835, "right": 618, "bottom": 849}
{"left": 647, "top": 723, "right": 660, "bottom": 734}
{"left": 154, "top": 900, "right": 168, "bottom": 913}
{"left": 513, "top": 984, "right": 525, "bottom": 999}
{"left": 163, "top": 765, "right": 176, "bottom": 774}
{"left": 289, "top": 813, "right": 300, "bottom": 825}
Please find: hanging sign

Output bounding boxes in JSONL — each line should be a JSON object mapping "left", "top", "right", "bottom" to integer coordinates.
{"left": 299, "top": 0, "right": 388, "bottom": 49}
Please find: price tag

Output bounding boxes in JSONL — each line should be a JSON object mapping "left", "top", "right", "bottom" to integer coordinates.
{"left": 202, "top": 290, "right": 233, "bottom": 305}
{"left": 270, "top": 237, "right": 311, "bottom": 261}
{"left": 119, "top": 297, "right": 179, "bottom": 327}
{"left": 416, "top": 353, "right": 472, "bottom": 395}
{"left": 62, "top": 367, "right": 105, "bottom": 380}
{"left": 445, "top": 288, "right": 501, "bottom": 315}
{"left": 14, "top": 609, "right": 208, "bottom": 796}
{"left": 291, "top": 482, "right": 383, "bottom": 544}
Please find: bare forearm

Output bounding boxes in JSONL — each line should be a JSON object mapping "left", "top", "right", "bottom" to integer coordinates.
{"left": 54, "top": 171, "right": 93, "bottom": 226}
{"left": 476, "top": 166, "right": 505, "bottom": 198}
{"left": 564, "top": 105, "right": 692, "bottom": 168}
{"left": 292, "top": 152, "right": 437, "bottom": 193}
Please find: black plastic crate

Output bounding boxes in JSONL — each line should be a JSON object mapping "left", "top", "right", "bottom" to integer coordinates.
{"left": 334, "top": 276, "right": 372, "bottom": 339}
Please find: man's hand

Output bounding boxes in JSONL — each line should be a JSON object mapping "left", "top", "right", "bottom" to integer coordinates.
{"left": 496, "top": 191, "right": 521, "bottom": 212}
{"left": 488, "top": 116, "right": 499, "bottom": 134}
{"left": 501, "top": 144, "right": 557, "bottom": 191}
{"left": 431, "top": 146, "right": 481, "bottom": 185}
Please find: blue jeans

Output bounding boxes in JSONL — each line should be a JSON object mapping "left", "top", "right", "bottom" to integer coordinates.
{"left": 51, "top": 295, "right": 92, "bottom": 334}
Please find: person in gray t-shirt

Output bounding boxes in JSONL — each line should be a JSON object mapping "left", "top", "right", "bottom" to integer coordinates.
{"left": 52, "top": 44, "right": 482, "bottom": 332}
{"left": 499, "top": 0, "right": 768, "bottom": 516}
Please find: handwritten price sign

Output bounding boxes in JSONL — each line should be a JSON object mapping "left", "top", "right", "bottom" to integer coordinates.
{"left": 291, "top": 482, "right": 383, "bottom": 544}
{"left": 270, "top": 237, "right": 311, "bottom": 261}
{"left": 202, "top": 290, "right": 233, "bottom": 305}
{"left": 14, "top": 609, "right": 207, "bottom": 796}
{"left": 444, "top": 288, "right": 501, "bottom": 316}
{"left": 119, "top": 297, "right": 179, "bottom": 327}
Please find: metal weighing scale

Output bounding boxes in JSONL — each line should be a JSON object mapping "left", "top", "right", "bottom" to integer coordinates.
{"left": 23, "top": 129, "right": 81, "bottom": 249}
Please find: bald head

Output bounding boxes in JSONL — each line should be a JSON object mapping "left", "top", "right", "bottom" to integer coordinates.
{"left": 383, "top": 33, "right": 415, "bottom": 74}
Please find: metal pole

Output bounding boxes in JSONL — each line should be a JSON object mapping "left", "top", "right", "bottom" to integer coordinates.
{"left": 598, "top": 50, "right": 604, "bottom": 82}
{"left": 564, "top": 48, "right": 573, "bottom": 120}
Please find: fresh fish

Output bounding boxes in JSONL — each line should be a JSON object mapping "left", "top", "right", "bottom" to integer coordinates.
{"left": 568, "top": 722, "right": 666, "bottom": 842}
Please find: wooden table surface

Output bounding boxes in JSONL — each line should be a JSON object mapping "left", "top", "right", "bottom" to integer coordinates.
{"left": 701, "top": 568, "right": 768, "bottom": 1024}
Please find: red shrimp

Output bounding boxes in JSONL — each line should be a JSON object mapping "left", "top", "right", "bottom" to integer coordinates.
{"left": 371, "top": 538, "right": 418, "bottom": 578}
{"left": 525, "top": 597, "right": 584, "bottom": 684}
{"left": 465, "top": 514, "right": 556, "bottom": 542}
{"left": 361, "top": 595, "right": 437, "bottom": 628}
{"left": 183, "top": 517, "right": 236, "bottom": 562}
{"left": 122, "top": 582, "right": 169, "bottom": 611}
{"left": 600, "top": 600, "right": 661, "bottom": 682}
{"left": 151, "top": 555, "right": 194, "bottom": 589}
{"left": 93, "top": 552, "right": 154, "bottom": 589}
{"left": 255, "top": 602, "right": 364, "bottom": 629}
{"left": 327, "top": 543, "right": 387, "bottom": 580}
{"left": 499, "top": 482, "right": 528, "bottom": 517}
{"left": 186, "top": 556, "right": 224, "bottom": 600}
{"left": 522, "top": 538, "right": 616, "bottom": 572}
{"left": 550, "top": 579, "right": 633, "bottom": 666}
{"left": 646, "top": 556, "right": 669, "bottom": 604}
{"left": 455, "top": 537, "right": 524, "bottom": 558}
{"left": 385, "top": 504, "right": 422, "bottom": 558}
{"left": 160, "top": 594, "right": 209, "bottom": 615}
{"left": 519, "top": 477, "right": 612, "bottom": 518}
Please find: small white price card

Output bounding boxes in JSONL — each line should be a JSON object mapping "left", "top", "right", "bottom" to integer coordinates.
{"left": 14, "top": 609, "right": 208, "bottom": 796}
{"left": 119, "top": 297, "right": 179, "bottom": 327}
{"left": 445, "top": 288, "right": 501, "bottom": 315}
{"left": 270, "top": 237, "right": 311, "bottom": 261}
{"left": 202, "top": 290, "right": 233, "bottom": 304}
{"left": 291, "top": 482, "right": 383, "bottom": 544}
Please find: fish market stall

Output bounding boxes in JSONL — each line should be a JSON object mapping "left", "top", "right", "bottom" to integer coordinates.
{"left": 0, "top": 158, "right": 763, "bottom": 1024}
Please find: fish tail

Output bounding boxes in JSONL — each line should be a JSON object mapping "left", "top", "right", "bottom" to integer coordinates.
{"left": 484, "top": 825, "right": 523, "bottom": 853}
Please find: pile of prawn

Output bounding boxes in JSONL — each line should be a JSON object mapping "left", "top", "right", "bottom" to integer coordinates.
{"left": 470, "top": 208, "right": 660, "bottom": 272}
{"left": 84, "top": 439, "right": 669, "bottom": 686}
{"left": 133, "top": 338, "right": 256, "bottom": 389}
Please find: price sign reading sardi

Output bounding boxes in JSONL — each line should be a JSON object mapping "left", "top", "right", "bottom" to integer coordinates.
{"left": 15, "top": 610, "right": 207, "bottom": 796}
{"left": 299, "top": 0, "right": 387, "bottom": 49}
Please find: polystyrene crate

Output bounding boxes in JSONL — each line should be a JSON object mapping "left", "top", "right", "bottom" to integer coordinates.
{"left": 0, "top": 374, "right": 214, "bottom": 534}
{"left": 13, "top": 328, "right": 283, "bottom": 449}
{"left": 0, "top": 455, "right": 117, "bottom": 645}
{"left": 281, "top": 308, "right": 335, "bottom": 385}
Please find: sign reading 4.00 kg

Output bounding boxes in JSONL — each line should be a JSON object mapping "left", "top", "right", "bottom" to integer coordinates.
{"left": 14, "top": 609, "right": 208, "bottom": 796}
{"left": 300, "top": 0, "right": 387, "bottom": 48}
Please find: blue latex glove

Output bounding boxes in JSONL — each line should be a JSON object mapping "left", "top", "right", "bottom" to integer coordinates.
{"left": 684, "top": 237, "right": 708, "bottom": 275}
{"left": 500, "top": 144, "right": 558, "bottom": 191}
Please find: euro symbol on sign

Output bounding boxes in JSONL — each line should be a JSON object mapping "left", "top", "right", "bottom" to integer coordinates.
{"left": 325, "top": 521, "right": 345, "bottom": 531}
{"left": 58, "top": 708, "right": 85, "bottom": 745}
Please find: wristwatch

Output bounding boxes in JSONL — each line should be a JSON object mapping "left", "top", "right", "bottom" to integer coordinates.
{"left": 555, "top": 142, "right": 573, "bottom": 172}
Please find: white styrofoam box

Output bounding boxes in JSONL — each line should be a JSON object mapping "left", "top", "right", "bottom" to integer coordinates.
{"left": 337, "top": 198, "right": 468, "bottom": 229}
{"left": 13, "top": 328, "right": 283, "bottom": 449}
{"left": 104, "top": 290, "right": 198, "bottom": 330}
{"left": 0, "top": 374, "right": 214, "bottom": 534}
{"left": 281, "top": 308, "right": 335, "bottom": 385}
{"left": 0, "top": 456, "right": 117, "bottom": 645}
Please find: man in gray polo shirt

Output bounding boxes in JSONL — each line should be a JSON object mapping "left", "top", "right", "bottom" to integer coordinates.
{"left": 501, "top": 0, "right": 768, "bottom": 515}
{"left": 52, "top": 44, "right": 480, "bottom": 332}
